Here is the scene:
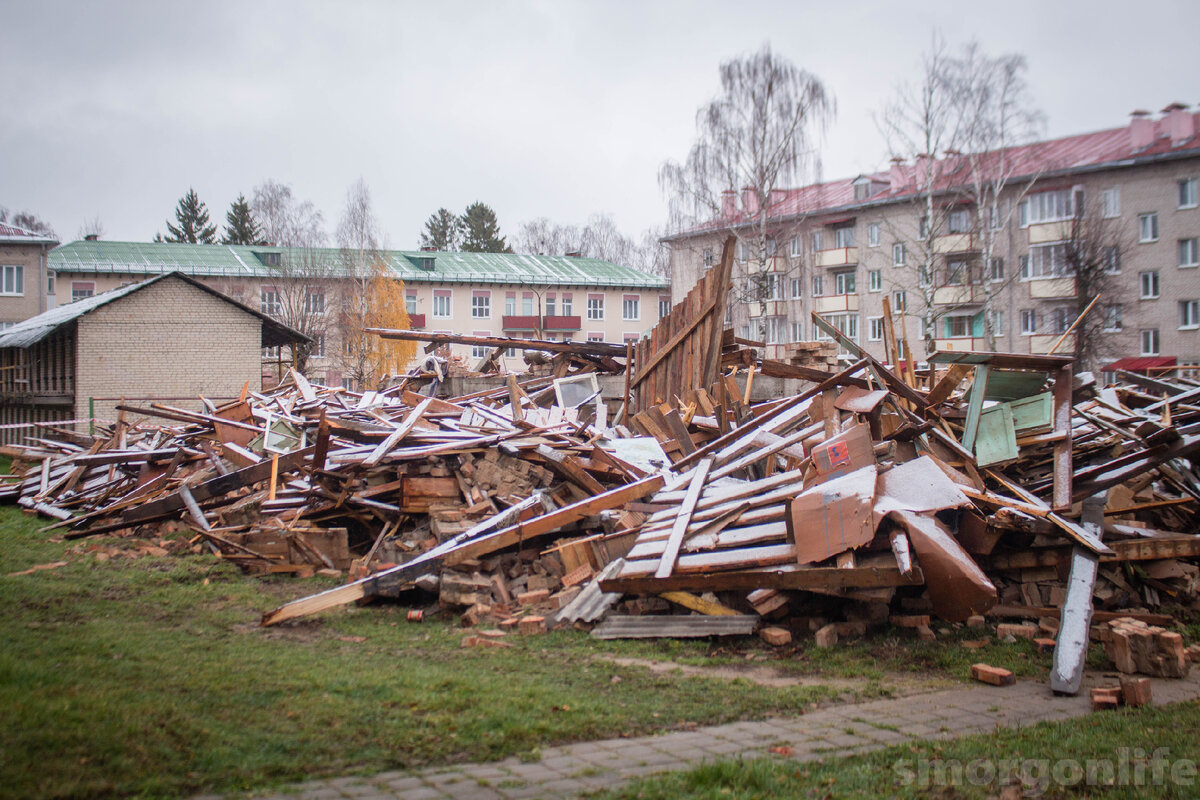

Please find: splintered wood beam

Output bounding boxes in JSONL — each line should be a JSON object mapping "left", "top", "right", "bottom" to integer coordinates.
{"left": 363, "top": 398, "right": 433, "bottom": 466}
{"left": 654, "top": 457, "right": 712, "bottom": 579}
{"left": 1050, "top": 492, "right": 1105, "bottom": 696}
{"left": 600, "top": 560, "right": 923, "bottom": 594}
{"left": 442, "top": 474, "right": 665, "bottom": 565}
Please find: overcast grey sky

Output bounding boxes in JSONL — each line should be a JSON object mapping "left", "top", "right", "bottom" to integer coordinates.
{"left": 2, "top": 0, "right": 1197, "bottom": 247}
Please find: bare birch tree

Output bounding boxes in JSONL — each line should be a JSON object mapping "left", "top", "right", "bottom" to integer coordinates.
{"left": 879, "top": 36, "right": 1044, "bottom": 354}
{"left": 1061, "top": 197, "right": 1132, "bottom": 373}
{"left": 659, "top": 44, "right": 833, "bottom": 343}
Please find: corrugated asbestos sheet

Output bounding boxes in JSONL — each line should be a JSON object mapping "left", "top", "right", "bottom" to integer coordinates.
{"left": 551, "top": 559, "right": 625, "bottom": 626}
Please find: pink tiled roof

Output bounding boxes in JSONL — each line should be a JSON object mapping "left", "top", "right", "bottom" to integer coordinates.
{"left": 0, "top": 221, "right": 57, "bottom": 241}
{"left": 676, "top": 110, "right": 1200, "bottom": 235}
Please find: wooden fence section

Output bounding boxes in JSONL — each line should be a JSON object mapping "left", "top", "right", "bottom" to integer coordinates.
{"left": 630, "top": 236, "right": 733, "bottom": 414}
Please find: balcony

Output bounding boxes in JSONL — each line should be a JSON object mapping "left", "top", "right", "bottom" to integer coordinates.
{"left": 747, "top": 300, "right": 786, "bottom": 318}
{"left": 813, "top": 294, "right": 859, "bottom": 314}
{"left": 542, "top": 315, "right": 581, "bottom": 331}
{"left": 1029, "top": 278, "right": 1076, "bottom": 299}
{"left": 932, "top": 285, "right": 985, "bottom": 306}
{"left": 815, "top": 247, "right": 858, "bottom": 268}
{"left": 1028, "top": 222, "right": 1071, "bottom": 245}
{"left": 502, "top": 315, "right": 540, "bottom": 331}
{"left": 932, "top": 233, "right": 979, "bottom": 254}
{"left": 1029, "top": 333, "right": 1073, "bottom": 354}
{"left": 932, "top": 337, "right": 988, "bottom": 353}
{"left": 407, "top": 313, "right": 426, "bottom": 329}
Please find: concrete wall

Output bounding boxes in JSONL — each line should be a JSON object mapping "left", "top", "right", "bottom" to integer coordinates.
{"left": 73, "top": 276, "right": 262, "bottom": 423}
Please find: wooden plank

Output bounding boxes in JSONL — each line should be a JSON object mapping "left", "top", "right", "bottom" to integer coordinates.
{"left": 659, "top": 591, "right": 741, "bottom": 616}
{"left": 654, "top": 457, "right": 713, "bottom": 579}
{"left": 363, "top": 398, "right": 433, "bottom": 466}
{"left": 366, "top": 328, "right": 625, "bottom": 357}
{"left": 1050, "top": 492, "right": 1105, "bottom": 696}
{"left": 443, "top": 475, "right": 665, "bottom": 565}
{"left": 601, "top": 560, "right": 923, "bottom": 594}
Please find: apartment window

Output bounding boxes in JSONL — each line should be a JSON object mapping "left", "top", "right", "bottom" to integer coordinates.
{"left": 810, "top": 231, "right": 823, "bottom": 252}
{"left": 868, "top": 270, "right": 882, "bottom": 292}
{"left": 622, "top": 333, "right": 640, "bottom": 345}
{"left": 1103, "top": 304, "right": 1123, "bottom": 332}
{"left": 587, "top": 331, "right": 604, "bottom": 343}
{"left": 545, "top": 294, "right": 556, "bottom": 316}
{"left": 764, "top": 237, "right": 777, "bottom": 257}
{"left": 1101, "top": 188, "right": 1121, "bottom": 218}
{"left": 311, "top": 332, "right": 326, "bottom": 358}
{"left": 469, "top": 291, "right": 490, "bottom": 319}
{"left": 919, "top": 216, "right": 930, "bottom": 239}
{"left": 1046, "top": 307, "right": 1071, "bottom": 335}
{"left": 867, "top": 316, "right": 883, "bottom": 342}
{"left": 827, "top": 313, "right": 858, "bottom": 341}
{"left": 521, "top": 292, "right": 534, "bottom": 315}
{"left": 702, "top": 248, "right": 714, "bottom": 268}
{"left": 1104, "top": 246, "right": 1122, "bottom": 274}
{"left": 504, "top": 292, "right": 516, "bottom": 315}
{"left": 944, "top": 315, "right": 972, "bottom": 338}
{"left": 260, "top": 288, "right": 280, "bottom": 315}
{"left": 432, "top": 290, "right": 452, "bottom": 318}
{"left": 471, "top": 331, "right": 491, "bottom": 359}
{"left": 892, "top": 242, "right": 906, "bottom": 266}
{"left": 1020, "top": 309, "right": 1037, "bottom": 335}
{"left": 790, "top": 278, "right": 802, "bottom": 299}
{"left": 405, "top": 293, "right": 418, "bottom": 315}
{"left": 1021, "top": 243, "right": 1072, "bottom": 279}
{"left": 587, "top": 294, "right": 604, "bottom": 320}
{"left": 658, "top": 295, "right": 671, "bottom": 318}
{"left": 736, "top": 241, "right": 748, "bottom": 262}
{"left": 1180, "top": 300, "right": 1200, "bottom": 329}
{"left": 986, "top": 309, "right": 1006, "bottom": 336}
{"left": 561, "top": 293, "right": 573, "bottom": 316}
{"left": 1140, "top": 270, "right": 1160, "bottom": 299}
{"left": 867, "top": 223, "right": 880, "bottom": 247}
{"left": 46, "top": 271, "right": 55, "bottom": 295}
{"left": 767, "top": 273, "right": 783, "bottom": 300}
{"left": 985, "top": 202, "right": 1007, "bottom": 231}
{"left": 948, "top": 209, "right": 970, "bottom": 234}
{"left": 789, "top": 321, "right": 804, "bottom": 342}
{"left": 892, "top": 290, "right": 906, "bottom": 312}
{"left": 1141, "top": 328, "right": 1160, "bottom": 356}
{"left": 789, "top": 237, "right": 801, "bottom": 258}
{"left": 812, "top": 274, "right": 824, "bottom": 297}
{"left": 622, "top": 295, "right": 640, "bottom": 321}
{"left": 1138, "top": 212, "right": 1159, "bottom": 242}
{"left": 763, "top": 316, "right": 786, "bottom": 345}
{"left": 263, "top": 346, "right": 281, "bottom": 360}
{"left": 0, "top": 265, "right": 24, "bottom": 296}
{"left": 834, "top": 226, "right": 855, "bottom": 248}
{"left": 987, "top": 257, "right": 1005, "bottom": 282}
{"left": 304, "top": 287, "right": 325, "bottom": 315}
{"left": 834, "top": 271, "right": 855, "bottom": 295}
{"left": 944, "top": 260, "right": 967, "bottom": 286}
{"left": 1179, "top": 178, "right": 1199, "bottom": 209}
{"left": 1019, "top": 188, "right": 1078, "bottom": 226}
{"left": 1180, "top": 238, "right": 1199, "bottom": 267}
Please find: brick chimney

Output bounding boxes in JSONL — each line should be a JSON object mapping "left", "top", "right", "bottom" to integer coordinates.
{"left": 420, "top": 245, "right": 436, "bottom": 252}
{"left": 888, "top": 157, "right": 907, "bottom": 191}
{"left": 720, "top": 189, "right": 738, "bottom": 218}
{"left": 1130, "top": 110, "right": 1155, "bottom": 150}
{"left": 741, "top": 187, "right": 760, "bottom": 216}
{"left": 1162, "top": 102, "right": 1195, "bottom": 145}
{"left": 913, "top": 153, "right": 932, "bottom": 187}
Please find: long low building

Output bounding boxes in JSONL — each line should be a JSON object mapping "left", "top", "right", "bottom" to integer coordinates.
{"left": 0, "top": 272, "right": 306, "bottom": 442}
{"left": 45, "top": 241, "right": 671, "bottom": 386}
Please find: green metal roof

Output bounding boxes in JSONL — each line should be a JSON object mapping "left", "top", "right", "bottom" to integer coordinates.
{"left": 49, "top": 241, "right": 669, "bottom": 289}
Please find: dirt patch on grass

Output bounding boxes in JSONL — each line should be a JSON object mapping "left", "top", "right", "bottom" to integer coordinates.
{"left": 596, "top": 655, "right": 944, "bottom": 696}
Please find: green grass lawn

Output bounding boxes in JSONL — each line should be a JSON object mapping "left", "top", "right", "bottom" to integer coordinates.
{"left": 599, "top": 700, "right": 1200, "bottom": 799}
{"left": 0, "top": 497, "right": 1128, "bottom": 800}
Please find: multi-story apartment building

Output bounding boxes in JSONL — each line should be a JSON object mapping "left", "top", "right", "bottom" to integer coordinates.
{"left": 45, "top": 241, "right": 670, "bottom": 385}
{"left": 666, "top": 105, "right": 1200, "bottom": 377}
{"left": 0, "top": 220, "right": 59, "bottom": 326}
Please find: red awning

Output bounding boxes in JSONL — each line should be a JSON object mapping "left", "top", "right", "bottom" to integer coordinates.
{"left": 1102, "top": 357, "right": 1176, "bottom": 372}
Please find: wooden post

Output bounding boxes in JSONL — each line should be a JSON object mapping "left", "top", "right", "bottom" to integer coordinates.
{"left": 621, "top": 340, "right": 633, "bottom": 425}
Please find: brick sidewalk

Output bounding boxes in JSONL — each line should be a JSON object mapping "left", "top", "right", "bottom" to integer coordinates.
{"left": 213, "top": 672, "right": 1200, "bottom": 800}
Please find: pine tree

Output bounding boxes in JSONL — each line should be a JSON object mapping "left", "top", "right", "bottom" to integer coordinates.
{"left": 222, "top": 194, "right": 264, "bottom": 245}
{"left": 459, "top": 202, "right": 510, "bottom": 253}
{"left": 419, "top": 208, "right": 462, "bottom": 251}
{"left": 164, "top": 188, "right": 218, "bottom": 243}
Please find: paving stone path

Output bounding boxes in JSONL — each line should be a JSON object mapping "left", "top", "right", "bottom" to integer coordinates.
{"left": 212, "top": 672, "right": 1200, "bottom": 800}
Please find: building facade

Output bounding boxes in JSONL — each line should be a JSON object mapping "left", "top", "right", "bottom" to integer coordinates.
{"left": 46, "top": 243, "right": 670, "bottom": 386}
{"left": 0, "top": 221, "right": 59, "bottom": 327}
{"left": 666, "top": 105, "right": 1200, "bottom": 377}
